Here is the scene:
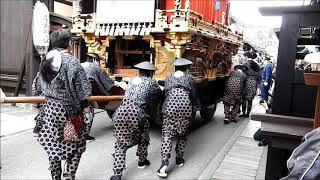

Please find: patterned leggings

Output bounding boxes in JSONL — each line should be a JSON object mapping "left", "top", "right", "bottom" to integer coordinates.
{"left": 224, "top": 103, "right": 240, "bottom": 121}
{"left": 113, "top": 140, "right": 149, "bottom": 175}
{"left": 242, "top": 99, "right": 253, "bottom": 115}
{"left": 49, "top": 152, "right": 82, "bottom": 180}
{"left": 34, "top": 108, "right": 45, "bottom": 129}
{"left": 161, "top": 130, "right": 187, "bottom": 160}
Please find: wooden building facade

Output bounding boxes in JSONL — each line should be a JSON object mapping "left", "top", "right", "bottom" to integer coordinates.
{"left": 0, "top": 0, "right": 33, "bottom": 90}
{"left": 0, "top": 0, "right": 73, "bottom": 95}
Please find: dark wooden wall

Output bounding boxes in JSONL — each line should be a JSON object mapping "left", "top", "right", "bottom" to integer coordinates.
{"left": 0, "top": 0, "right": 33, "bottom": 75}
{"left": 260, "top": 6, "right": 320, "bottom": 118}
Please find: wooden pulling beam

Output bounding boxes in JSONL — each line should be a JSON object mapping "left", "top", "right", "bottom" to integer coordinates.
{"left": 0, "top": 96, "right": 124, "bottom": 104}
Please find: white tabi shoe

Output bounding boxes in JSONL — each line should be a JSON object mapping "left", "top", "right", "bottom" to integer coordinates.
{"left": 157, "top": 160, "right": 169, "bottom": 178}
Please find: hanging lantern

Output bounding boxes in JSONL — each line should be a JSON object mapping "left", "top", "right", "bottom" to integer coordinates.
{"left": 32, "top": 1, "right": 50, "bottom": 59}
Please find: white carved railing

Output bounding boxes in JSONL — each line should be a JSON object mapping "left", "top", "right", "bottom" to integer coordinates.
{"left": 71, "top": 9, "right": 243, "bottom": 44}
{"left": 154, "top": 8, "right": 243, "bottom": 44}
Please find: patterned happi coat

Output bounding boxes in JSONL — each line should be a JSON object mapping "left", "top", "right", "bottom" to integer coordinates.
{"left": 81, "top": 62, "right": 113, "bottom": 95}
{"left": 162, "top": 71, "right": 196, "bottom": 136}
{"left": 35, "top": 49, "right": 92, "bottom": 161}
{"left": 32, "top": 72, "right": 42, "bottom": 96}
{"left": 112, "top": 75, "right": 161, "bottom": 147}
{"left": 243, "top": 65, "right": 260, "bottom": 101}
{"left": 223, "top": 70, "right": 247, "bottom": 106}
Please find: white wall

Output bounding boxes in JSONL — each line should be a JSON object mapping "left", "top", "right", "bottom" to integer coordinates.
{"left": 96, "top": 0, "right": 155, "bottom": 23}
{"left": 54, "top": 1, "right": 73, "bottom": 17}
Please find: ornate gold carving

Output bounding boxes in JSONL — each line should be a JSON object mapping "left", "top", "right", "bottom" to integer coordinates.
{"left": 155, "top": 50, "right": 168, "bottom": 75}
{"left": 81, "top": 34, "right": 112, "bottom": 75}
{"left": 154, "top": 46, "right": 175, "bottom": 80}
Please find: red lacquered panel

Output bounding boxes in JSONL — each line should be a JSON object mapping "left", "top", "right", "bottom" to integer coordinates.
{"left": 159, "top": 0, "right": 228, "bottom": 25}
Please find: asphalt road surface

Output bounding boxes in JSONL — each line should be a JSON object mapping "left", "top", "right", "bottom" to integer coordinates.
{"left": 1, "top": 102, "right": 248, "bottom": 180}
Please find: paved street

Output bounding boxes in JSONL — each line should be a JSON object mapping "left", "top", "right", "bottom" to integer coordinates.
{"left": 1, "top": 104, "right": 36, "bottom": 136}
{"left": 1, "top": 100, "right": 265, "bottom": 180}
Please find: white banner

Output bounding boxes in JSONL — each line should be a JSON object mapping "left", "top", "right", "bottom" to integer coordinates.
{"left": 96, "top": 0, "right": 155, "bottom": 23}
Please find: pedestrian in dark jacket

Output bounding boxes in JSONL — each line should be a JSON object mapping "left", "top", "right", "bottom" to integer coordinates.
{"left": 110, "top": 61, "right": 162, "bottom": 180}
{"left": 260, "top": 57, "right": 273, "bottom": 103}
{"left": 223, "top": 65, "right": 247, "bottom": 124}
{"left": 157, "top": 58, "right": 196, "bottom": 178}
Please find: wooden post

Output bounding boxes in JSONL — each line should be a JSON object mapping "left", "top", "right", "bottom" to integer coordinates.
{"left": 272, "top": 14, "right": 300, "bottom": 116}
{"left": 304, "top": 73, "right": 320, "bottom": 128}
{"left": 115, "top": 38, "right": 123, "bottom": 67}
{"left": 315, "top": 87, "right": 320, "bottom": 128}
{"left": 174, "top": 0, "right": 181, "bottom": 16}
{"left": 13, "top": 57, "right": 27, "bottom": 98}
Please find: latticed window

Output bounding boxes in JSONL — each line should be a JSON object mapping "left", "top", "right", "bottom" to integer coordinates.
{"left": 189, "top": 63, "right": 204, "bottom": 78}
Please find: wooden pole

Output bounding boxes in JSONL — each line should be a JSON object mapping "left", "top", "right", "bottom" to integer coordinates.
{"left": 0, "top": 96, "right": 124, "bottom": 104}
{"left": 12, "top": 57, "right": 26, "bottom": 104}
{"left": 88, "top": 95, "right": 124, "bottom": 102}
{"left": 304, "top": 73, "right": 320, "bottom": 128}
{"left": 314, "top": 87, "right": 320, "bottom": 128}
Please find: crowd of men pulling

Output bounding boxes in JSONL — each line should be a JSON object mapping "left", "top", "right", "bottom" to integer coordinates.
{"left": 225, "top": 51, "right": 274, "bottom": 124}
{"left": 32, "top": 29, "right": 196, "bottom": 180}
{"left": 31, "top": 29, "right": 274, "bottom": 180}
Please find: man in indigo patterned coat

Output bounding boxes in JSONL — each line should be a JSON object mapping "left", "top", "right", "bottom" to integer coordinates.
{"left": 81, "top": 52, "right": 114, "bottom": 141}
{"left": 34, "top": 29, "right": 92, "bottom": 180}
{"left": 240, "top": 52, "right": 260, "bottom": 118}
{"left": 110, "top": 61, "right": 162, "bottom": 180}
{"left": 223, "top": 65, "right": 247, "bottom": 124}
{"left": 157, "top": 58, "right": 196, "bottom": 178}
